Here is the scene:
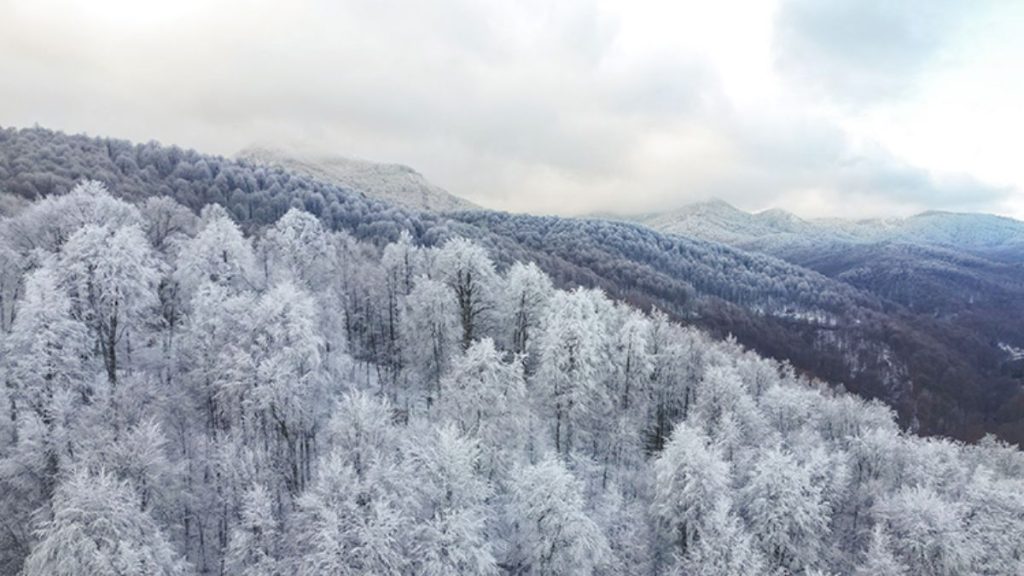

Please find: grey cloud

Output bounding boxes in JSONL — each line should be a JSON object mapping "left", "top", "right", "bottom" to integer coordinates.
{"left": 837, "top": 148, "right": 1012, "bottom": 212}
{"left": 604, "top": 56, "right": 723, "bottom": 120}
{"left": 773, "top": 0, "right": 969, "bottom": 104}
{"left": 0, "top": 0, "right": 1016, "bottom": 220}
{"left": 700, "top": 113, "right": 1013, "bottom": 216}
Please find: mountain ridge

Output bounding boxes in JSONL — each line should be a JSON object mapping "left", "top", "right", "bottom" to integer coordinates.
{"left": 630, "top": 199, "right": 1024, "bottom": 258}
{"left": 237, "top": 146, "right": 479, "bottom": 213}
{"left": 3, "top": 125, "right": 1022, "bottom": 443}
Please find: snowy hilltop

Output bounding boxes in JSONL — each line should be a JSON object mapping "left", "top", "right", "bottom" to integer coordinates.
{"left": 634, "top": 199, "right": 1024, "bottom": 259}
{"left": 238, "top": 146, "right": 479, "bottom": 213}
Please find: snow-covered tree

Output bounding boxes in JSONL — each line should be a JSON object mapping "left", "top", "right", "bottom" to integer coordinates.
{"left": 5, "top": 267, "right": 90, "bottom": 421}
{"left": 178, "top": 281, "right": 255, "bottom": 432}
{"left": 874, "top": 485, "right": 978, "bottom": 576}
{"left": 323, "top": 391, "right": 398, "bottom": 479}
{"left": 402, "top": 276, "right": 459, "bottom": 403}
{"left": 611, "top": 308, "right": 652, "bottom": 412}
{"left": 0, "top": 180, "right": 142, "bottom": 254}
{"left": 644, "top": 309, "right": 699, "bottom": 451}
{"left": 677, "top": 498, "right": 766, "bottom": 576}
{"left": 651, "top": 422, "right": 731, "bottom": 559}
{"left": 536, "top": 288, "right": 611, "bottom": 456}
{"left": 961, "top": 467, "right": 1024, "bottom": 575}
{"left": 141, "top": 196, "right": 197, "bottom": 252}
{"left": 405, "top": 425, "right": 498, "bottom": 576}
{"left": 22, "top": 467, "right": 188, "bottom": 576}
{"left": 59, "top": 223, "right": 161, "bottom": 384}
{"left": 437, "top": 338, "right": 530, "bottom": 477}
{"left": 854, "top": 524, "right": 907, "bottom": 576}
{"left": 261, "top": 207, "right": 333, "bottom": 289}
{"left": 72, "top": 411, "right": 181, "bottom": 520}
{"left": 741, "top": 447, "right": 830, "bottom": 572}
{"left": 382, "top": 229, "right": 421, "bottom": 298}
{"left": 502, "top": 261, "right": 553, "bottom": 360}
{"left": 691, "top": 364, "right": 764, "bottom": 451}
{"left": 590, "top": 487, "right": 653, "bottom": 576}
{"left": 290, "top": 394, "right": 409, "bottom": 576}
{"left": 0, "top": 244, "right": 23, "bottom": 333}
{"left": 175, "top": 205, "right": 256, "bottom": 296}
{"left": 434, "top": 238, "right": 498, "bottom": 349}
{"left": 2, "top": 265, "right": 91, "bottom": 529}
{"left": 290, "top": 449, "right": 411, "bottom": 576}
{"left": 225, "top": 484, "right": 281, "bottom": 576}
{"left": 377, "top": 230, "right": 423, "bottom": 388}
{"left": 237, "top": 282, "right": 325, "bottom": 494}
{"left": 504, "top": 457, "right": 610, "bottom": 576}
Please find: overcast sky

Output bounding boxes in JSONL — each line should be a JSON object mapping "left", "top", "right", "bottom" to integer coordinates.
{"left": 1, "top": 0, "right": 1022, "bottom": 219}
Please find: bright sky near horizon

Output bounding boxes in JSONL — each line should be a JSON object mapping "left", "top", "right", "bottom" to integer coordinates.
{"left": 1, "top": 0, "right": 1022, "bottom": 219}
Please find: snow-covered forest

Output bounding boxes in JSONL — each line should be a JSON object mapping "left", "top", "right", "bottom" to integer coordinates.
{"left": 2, "top": 181, "right": 1023, "bottom": 575}
{"left": 6, "top": 126, "right": 1021, "bottom": 446}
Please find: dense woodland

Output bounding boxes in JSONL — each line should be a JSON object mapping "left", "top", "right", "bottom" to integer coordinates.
{"left": 3, "top": 126, "right": 1021, "bottom": 444}
{"left": 643, "top": 202, "right": 1024, "bottom": 443}
{"left": 1, "top": 182, "right": 1023, "bottom": 575}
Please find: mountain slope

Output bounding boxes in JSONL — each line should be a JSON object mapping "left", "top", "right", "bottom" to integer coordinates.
{"left": 638, "top": 200, "right": 1024, "bottom": 260}
{"left": 832, "top": 211, "right": 1024, "bottom": 262}
{"left": 637, "top": 199, "right": 821, "bottom": 247}
{"left": 636, "top": 201, "right": 1024, "bottom": 329}
{"left": 237, "top": 146, "right": 478, "bottom": 213}
{"left": 635, "top": 200, "right": 1024, "bottom": 440}
{"left": 2, "top": 126, "right": 1022, "bottom": 443}
{"left": 5, "top": 181, "right": 1023, "bottom": 576}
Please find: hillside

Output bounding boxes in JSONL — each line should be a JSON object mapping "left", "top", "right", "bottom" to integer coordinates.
{"left": 636, "top": 201, "right": 1024, "bottom": 439}
{"left": 635, "top": 199, "right": 822, "bottom": 248}
{"left": 823, "top": 211, "right": 1024, "bottom": 261}
{"left": 2, "top": 126, "right": 1022, "bottom": 445}
{"left": 237, "top": 146, "right": 478, "bottom": 213}
{"left": 3, "top": 182, "right": 1022, "bottom": 575}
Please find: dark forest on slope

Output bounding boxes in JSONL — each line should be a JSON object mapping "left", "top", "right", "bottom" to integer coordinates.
{"left": 635, "top": 202, "right": 1024, "bottom": 442}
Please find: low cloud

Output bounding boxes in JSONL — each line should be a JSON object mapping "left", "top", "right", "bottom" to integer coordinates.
{"left": 0, "top": 0, "right": 1019, "bottom": 219}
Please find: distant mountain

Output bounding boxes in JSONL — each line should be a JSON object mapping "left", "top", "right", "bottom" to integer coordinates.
{"left": 3, "top": 126, "right": 1022, "bottom": 444}
{"left": 824, "top": 211, "right": 1024, "bottom": 262}
{"left": 237, "top": 146, "right": 478, "bottom": 213}
{"left": 633, "top": 201, "right": 1024, "bottom": 312}
{"left": 635, "top": 200, "right": 821, "bottom": 248}
{"left": 636, "top": 200, "right": 1024, "bottom": 261}
{"left": 632, "top": 200, "right": 1024, "bottom": 441}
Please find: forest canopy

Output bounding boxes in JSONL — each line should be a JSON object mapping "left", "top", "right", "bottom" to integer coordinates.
{"left": 4, "top": 126, "right": 1019, "bottom": 444}
{"left": 1, "top": 181, "right": 1022, "bottom": 575}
